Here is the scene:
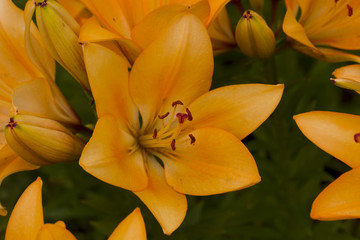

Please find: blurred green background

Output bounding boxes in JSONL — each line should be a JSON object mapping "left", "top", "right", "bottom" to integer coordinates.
{"left": 1, "top": 0, "right": 360, "bottom": 239}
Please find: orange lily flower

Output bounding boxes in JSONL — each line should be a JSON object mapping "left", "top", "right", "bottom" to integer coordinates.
{"left": 5, "top": 177, "right": 147, "bottom": 240}
{"left": 80, "top": 12, "right": 284, "bottom": 234}
{"left": 78, "top": 0, "right": 230, "bottom": 63}
{"left": 0, "top": 0, "right": 81, "bottom": 215}
{"left": 283, "top": 0, "right": 360, "bottom": 63}
{"left": 294, "top": 111, "right": 360, "bottom": 220}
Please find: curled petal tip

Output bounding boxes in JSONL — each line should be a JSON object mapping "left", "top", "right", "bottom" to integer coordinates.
{"left": 354, "top": 133, "right": 360, "bottom": 143}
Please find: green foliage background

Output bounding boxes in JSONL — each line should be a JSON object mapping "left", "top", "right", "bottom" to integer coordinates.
{"left": 1, "top": 0, "right": 360, "bottom": 239}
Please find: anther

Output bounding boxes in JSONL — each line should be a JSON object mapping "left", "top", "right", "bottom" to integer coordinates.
{"left": 158, "top": 112, "right": 170, "bottom": 119}
{"left": 171, "top": 139, "right": 176, "bottom": 150}
{"left": 189, "top": 134, "right": 196, "bottom": 144}
{"left": 244, "top": 10, "right": 252, "bottom": 20}
{"left": 172, "top": 100, "right": 184, "bottom": 107}
{"left": 347, "top": 4, "right": 353, "bottom": 16}
{"left": 176, "top": 113, "right": 188, "bottom": 124}
{"left": 186, "top": 108, "right": 193, "bottom": 121}
{"left": 6, "top": 117, "right": 17, "bottom": 129}
{"left": 36, "top": 0, "right": 48, "bottom": 7}
{"left": 153, "top": 129, "right": 157, "bottom": 139}
{"left": 354, "top": 133, "right": 360, "bottom": 143}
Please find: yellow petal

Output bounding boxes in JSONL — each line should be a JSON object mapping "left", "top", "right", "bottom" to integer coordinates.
{"left": 207, "top": 0, "right": 230, "bottom": 25}
{"left": 80, "top": 0, "right": 132, "bottom": 38}
{"left": 80, "top": 115, "right": 148, "bottom": 191}
{"left": 57, "top": 0, "right": 91, "bottom": 24}
{"left": 13, "top": 78, "right": 80, "bottom": 125}
{"left": 131, "top": 2, "right": 210, "bottom": 49}
{"left": 162, "top": 128, "right": 260, "bottom": 196}
{"left": 133, "top": 156, "right": 187, "bottom": 236}
{"left": 24, "top": 1, "right": 56, "bottom": 81}
{"left": 311, "top": 168, "right": 360, "bottom": 220}
{"left": 283, "top": 0, "right": 317, "bottom": 50}
{"left": 208, "top": 6, "right": 236, "bottom": 55}
{"left": 0, "top": 0, "right": 50, "bottom": 81}
{"left": 184, "top": 84, "right": 284, "bottom": 140}
{"left": 83, "top": 43, "right": 138, "bottom": 127}
{"left": 129, "top": 13, "right": 213, "bottom": 129}
{"left": 108, "top": 208, "right": 146, "bottom": 240}
{"left": 5, "top": 177, "right": 44, "bottom": 240}
{"left": 294, "top": 111, "right": 360, "bottom": 168}
{"left": 0, "top": 144, "right": 39, "bottom": 216}
{"left": 36, "top": 223, "right": 77, "bottom": 240}
{"left": 333, "top": 64, "right": 360, "bottom": 82}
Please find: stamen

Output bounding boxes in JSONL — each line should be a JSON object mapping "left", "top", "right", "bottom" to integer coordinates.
{"left": 347, "top": 4, "right": 353, "bottom": 16}
{"left": 158, "top": 112, "right": 170, "bottom": 119}
{"left": 189, "top": 134, "right": 196, "bottom": 144}
{"left": 172, "top": 100, "right": 184, "bottom": 107}
{"left": 171, "top": 139, "right": 176, "bottom": 150}
{"left": 186, "top": 108, "right": 193, "bottom": 121}
{"left": 176, "top": 113, "right": 188, "bottom": 124}
{"left": 354, "top": 133, "right": 360, "bottom": 143}
{"left": 153, "top": 129, "right": 157, "bottom": 139}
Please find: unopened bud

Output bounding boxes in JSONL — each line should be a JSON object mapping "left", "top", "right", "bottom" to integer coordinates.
{"left": 25, "top": 0, "right": 90, "bottom": 91}
{"left": 235, "top": 10, "right": 275, "bottom": 58}
{"left": 5, "top": 115, "right": 86, "bottom": 166}
{"left": 250, "top": 0, "right": 264, "bottom": 13}
{"left": 332, "top": 64, "right": 360, "bottom": 92}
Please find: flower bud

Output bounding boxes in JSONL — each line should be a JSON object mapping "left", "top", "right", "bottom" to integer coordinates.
{"left": 250, "top": 0, "right": 264, "bottom": 13}
{"left": 235, "top": 10, "right": 275, "bottom": 58}
{"left": 4, "top": 115, "right": 86, "bottom": 166}
{"left": 331, "top": 64, "right": 360, "bottom": 92}
{"left": 25, "top": 0, "right": 90, "bottom": 92}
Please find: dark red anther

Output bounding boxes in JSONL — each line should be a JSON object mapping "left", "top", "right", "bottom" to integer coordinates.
{"left": 243, "top": 10, "right": 252, "bottom": 20}
{"left": 171, "top": 139, "right": 176, "bottom": 150}
{"left": 354, "top": 133, "right": 360, "bottom": 143}
{"left": 176, "top": 113, "right": 188, "bottom": 124}
{"left": 153, "top": 129, "right": 157, "bottom": 139}
{"left": 37, "top": 0, "right": 48, "bottom": 7}
{"left": 189, "top": 134, "right": 196, "bottom": 144}
{"left": 347, "top": 4, "right": 353, "bottom": 16}
{"left": 335, "top": 0, "right": 339, "bottom": 3}
{"left": 6, "top": 117, "right": 17, "bottom": 129}
{"left": 172, "top": 100, "right": 184, "bottom": 107}
{"left": 186, "top": 108, "right": 193, "bottom": 121}
{"left": 158, "top": 112, "right": 170, "bottom": 119}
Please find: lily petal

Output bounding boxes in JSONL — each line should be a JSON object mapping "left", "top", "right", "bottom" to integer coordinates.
{"left": 108, "top": 208, "right": 146, "bottom": 240}
{"left": 80, "top": 0, "right": 132, "bottom": 38}
{"left": 184, "top": 84, "right": 284, "bottom": 140}
{"left": 311, "top": 168, "right": 360, "bottom": 220}
{"left": 36, "top": 223, "right": 77, "bottom": 240}
{"left": 80, "top": 115, "right": 148, "bottom": 191}
{"left": 283, "top": 0, "right": 317, "bottom": 50}
{"left": 131, "top": 1, "right": 210, "bottom": 49}
{"left": 130, "top": 12, "right": 213, "bottom": 129}
{"left": 79, "top": 17, "right": 141, "bottom": 63}
{"left": 162, "top": 128, "right": 260, "bottom": 196}
{"left": 13, "top": 78, "right": 80, "bottom": 126}
{"left": 0, "top": 0, "right": 49, "bottom": 81}
{"left": 133, "top": 156, "right": 187, "bottom": 236}
{"left": 294, "top": 111, "right": 360, "bottom": 168}
{"left": 207, "top": 0, "right": 230, "bottom": 25}
{"left": 5, "top": 177, "right": 44, "bottom": 240}
{"left": 0, "top": 145, "right": 39, "bottom": 216}
{"left": 83, "top": 43, "right": 138, "bottom": 126}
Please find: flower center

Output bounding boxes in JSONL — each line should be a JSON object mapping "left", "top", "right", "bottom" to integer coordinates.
{"left": 138, "top": 100, "right": 195, "bottom": 152}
